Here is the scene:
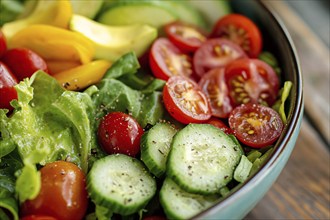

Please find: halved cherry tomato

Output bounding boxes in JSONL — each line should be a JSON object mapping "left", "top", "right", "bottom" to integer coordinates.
{"left": 0, "top": 62, "right": 18, "bottom": 111}
{"left": 205, "top": 117, "right": 233, "bottom": 135}
{"left": 98, "top": 112, "right": 144, "bottom": 157}
{"left": 149, "top": 38, "right": 193, "bottom": 81}
{"left": 224, "top": 58, "right": 279, "bottom": 107}
{"left": 228, "top": 103, "right": 284, "bottom": 148}
{"left": 163, "top": 75, "right": 211, "bottom": 124}
{"left": 20, "top": 215, "right": 57, "bottom": 220}
{"left": 21, "top": 161, "right": 88, "bottom": 220}
{"left": 165, "top": 21, "right": 207, "bottom": 53}
{"left": 0, "top": 30, "right": 7, "bottom": 58}
{"left": 210, "top": 14, "right": 262, "bottom": 58}
{"left": 193, "top": 38, "right": 247, "bottom": 78}
{"left": 198, "top": 67, "right": 233, "bottom": 118}
{"left": 2, "top": 48, "right": 49, "bottom": 81}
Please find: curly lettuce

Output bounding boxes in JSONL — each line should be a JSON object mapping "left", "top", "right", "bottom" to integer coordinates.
{"left": 0, "top": 71, "right": 95, "bottom": 203}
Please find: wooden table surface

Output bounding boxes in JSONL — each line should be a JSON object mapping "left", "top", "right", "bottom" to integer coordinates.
{"left": 245, "top": 1, "right": 330, "bottom": 219}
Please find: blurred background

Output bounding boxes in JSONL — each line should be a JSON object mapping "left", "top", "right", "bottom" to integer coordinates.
{"left": 287, "top": 0, "right": 329, "bottom": 47}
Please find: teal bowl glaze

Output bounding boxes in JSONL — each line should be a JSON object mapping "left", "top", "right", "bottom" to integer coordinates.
{"left": 193, "top": 1, "right": 304, "bottom": 219}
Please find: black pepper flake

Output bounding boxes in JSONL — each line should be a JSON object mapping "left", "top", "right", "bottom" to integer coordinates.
{"left": 63, "top": 82, "right": 70, "bottom": 89}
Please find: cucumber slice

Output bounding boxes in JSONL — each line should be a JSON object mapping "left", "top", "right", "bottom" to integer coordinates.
{"left": 188, "top": 0, "right": 232, "bottom": 29}
{"left": 97, "top": 1, "right": 177, "bottom": 29}
{"left": 167, "top": 124, "right": 242, "bottom": 195}
{"left": 140, "top": 122, "right": 177, "bottom": 178}
{"left": 160, "top": 178, "right": 219, "bottom": 220}
{"left": 87, "top": 154, "right": 157, "bottom": 216}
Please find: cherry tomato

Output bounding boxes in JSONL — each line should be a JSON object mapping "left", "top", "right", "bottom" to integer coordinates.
{"left": 165, "top": 21, "right": 207, "bottom": 53}
{"left": 198, "top": 67, "right": 233, "bottom": 118}
{"left": 228, "top": 103, "right": 284, "bottom": 148}
{"left": 21, "top": 161, "right": 88, "bottom": 220}
{"left": 2, "top": 48, "right": 49, "bottom": 81}
{"left": 163, "top": 75, "right": 211, "bottom": 124}
{"left": 0, "top": 62, "right": 18, "bottom": 111}
{"left": 0, "top": 30, "right": 7, "bottom": 58}
{"left": 205, "top": 117, "right": 233, "bottom": 135}
{"left": 20, "top": 215, "right": 57, "bottom": 220}
{"left": 224, "top": 58, "right": 279, "bottom": 107}
{"left": 149, "top": 38, "right": 193, "bottom": 81}
{"left": 210, "top": 14, "right": 262, "bottom": 58}
{"left": 193, "top": 38, "right": 247, "bottom": 78}
{"left": 98, "top": 112, "right": 144, "bottom": 157}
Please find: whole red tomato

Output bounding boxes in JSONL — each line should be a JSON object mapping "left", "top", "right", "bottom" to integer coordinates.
{"left": 0, "top": 62, "right": 18, "bottom": 111}
{"left": 205, "top": 117, "right": 233, "bottom": 135}
{"left": 98, "top": 112, "right": 144, "bottom": 157}
{"left": 2, "top": 48, "right": 49, "bottom": 81}
{"left": 0, "top": 29, "right": 7, "bottom": 58}
{"left": 20, "top": 161, "right": 88, "bottom": 220}
{"left": 20, "top": 215, "right": 57, "bottom": 220}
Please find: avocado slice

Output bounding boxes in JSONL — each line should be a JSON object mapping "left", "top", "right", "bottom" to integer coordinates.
{"left": 97, "top": 1, "right": 178, "bottom": 29}
{"left": 70, "top": 14, "right": 157, "bottom": 62}
{"left": 97, "top": 1, "right": 207, "bottom": 29}
{"left": 188, "top": 0, "right": 232, "bottom": 29}
{"left": 70, "top": 0, "right": 104, "bottom": 19}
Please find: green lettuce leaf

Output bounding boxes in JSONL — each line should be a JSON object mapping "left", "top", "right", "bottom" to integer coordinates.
{"left": 0, "top": 71, "right": 95, "bottom": 202}
{"left": 91, "top": 52, "right": 165, "bottom": 128}
{"left": 272, "top": 81, "right": 293, "bottom": 123}
{"left": 103, "top": 51, "right": 140, "bottom": 79}
{"left": 0, "top": 155, "right": 23, "bottom": 220}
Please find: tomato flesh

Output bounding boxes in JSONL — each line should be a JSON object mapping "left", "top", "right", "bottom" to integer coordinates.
{"left": 228, "top": 103, "right": 284, "bottom": 148}
{"left": 163, "top": 75, "right": 211, "bottom": 124}
{"left": 21, "top": 161, "right": 88, "bottom": 220}
{"left": 149, "top": 38, "right": 193, "bottom": 80}
{"left": 224, "top": 58, "right": 279, "bottom": 107}
{"left": 210, "top": 14, "right": 262, "bottom": 58}
{"left": 193, "top": 38, "right": 247, "bottom": 78}
{"left": 198, "top": 67, "right": 233, "bottom": 118}
{"left": 0, "top": 62, "right": 18, "bottom": 111}
{"left": 98, "top": 112, "right": 143, "bottom": 157}
{"left": 165, "top": 21, "right": 207, "bottom": 53}
{"left": 2, "top": 48, "right": 49, "bottom": 81}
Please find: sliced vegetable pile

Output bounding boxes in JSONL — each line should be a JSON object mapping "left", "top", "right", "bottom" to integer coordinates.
{"left": 0, "top": 0, "right": 293, "bottom": 220}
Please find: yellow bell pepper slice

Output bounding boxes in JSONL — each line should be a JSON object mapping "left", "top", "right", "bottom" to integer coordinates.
{"left": 2, "top": 0, "right": 72, "bottom": 40}
{"left": 53, "top": 60, "right": 112, "bottom": 91}
{"left": 10, "top": 24, "right": 95, "bottom": 64}
{"left": 46, "top": 60, "right": 81, "bottom": 75}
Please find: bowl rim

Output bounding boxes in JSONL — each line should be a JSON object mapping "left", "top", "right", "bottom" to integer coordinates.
{"left": 193, "top": 1, "right": 304, "bottom": 218}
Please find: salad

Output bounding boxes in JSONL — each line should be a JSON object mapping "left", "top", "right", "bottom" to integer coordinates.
{"left": 0, "top": 0, "right": 293, "bottom": 220}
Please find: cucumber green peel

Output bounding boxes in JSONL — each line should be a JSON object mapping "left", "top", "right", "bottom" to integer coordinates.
{"left": 167, "top": 124, "right": 242, "bottom": 195}
{"left": 87, "top": 154, "right": 157, "bottom": 216}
